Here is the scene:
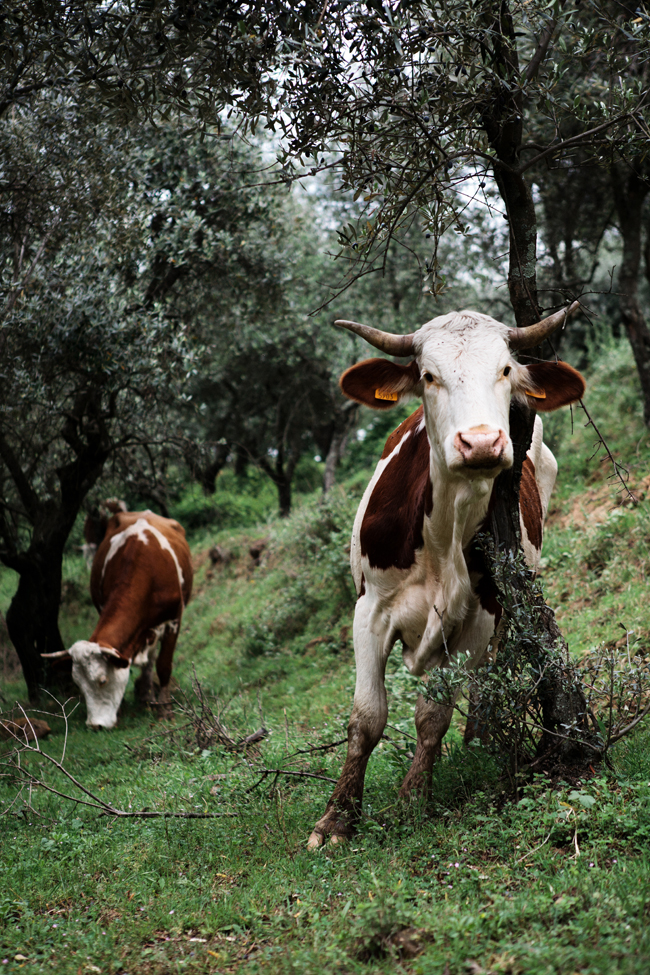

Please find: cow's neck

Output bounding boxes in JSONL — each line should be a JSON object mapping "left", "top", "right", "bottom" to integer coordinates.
{"left": 423, "top": 452, "right": 493, "bottom": 643}
{"left": 90, "top": 585, "right": 155, "bottom": 660}
{"left": 426, "top": 467, "right": 493, "bottom": 556}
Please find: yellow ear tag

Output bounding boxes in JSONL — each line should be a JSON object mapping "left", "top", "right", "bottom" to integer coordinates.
{"left": 375, "top": 388, "right": 399, "bottom": 402}
{"left": 526, "top": 388, "right": 547, "bottom": 400}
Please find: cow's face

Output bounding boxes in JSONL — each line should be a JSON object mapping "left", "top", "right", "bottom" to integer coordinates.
{"left": 69, "top": 641, "right": 131, "bottom": 729}
{"left": 340, "top": 311, "right": 585, "bottom": 481}
{"left": 414, "top": 314, "right": 517, "bottom": 476}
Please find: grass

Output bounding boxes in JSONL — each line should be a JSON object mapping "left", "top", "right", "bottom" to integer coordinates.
{"left": 2, "top": 337, "right": 650, "bottom": 974}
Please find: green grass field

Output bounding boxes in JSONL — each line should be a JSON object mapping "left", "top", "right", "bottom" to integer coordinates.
{"left": 1, "top": 339, "right": 650, "bottom": 974}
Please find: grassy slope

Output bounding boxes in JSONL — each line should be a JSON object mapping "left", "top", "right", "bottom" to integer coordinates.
{"left": 1, "top": 339, "right": 650, "bottom": 974}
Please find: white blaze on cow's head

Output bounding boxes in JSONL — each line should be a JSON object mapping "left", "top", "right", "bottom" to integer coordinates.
{"left": 337, "top": 303, "right": 585, "bottom": 480}
{"left": 68, "top": 641, "right": 131, "bottom": 729}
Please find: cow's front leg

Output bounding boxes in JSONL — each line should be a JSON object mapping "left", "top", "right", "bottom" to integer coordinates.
{"left": 134, "top": 642, "right": 157, "bottom": 705}
{"left": 399, "top": 694, "right": 454, "bottom": 798}
{"left": 308, "top": 601, "right": 388, "bottom": 848}
{"left": 155, "top": 620, "right": 180, "bottom": 719}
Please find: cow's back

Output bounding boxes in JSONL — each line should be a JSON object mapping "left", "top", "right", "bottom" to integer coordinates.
{"left": 91, "top": 511, "right": 193, "bottom": 611}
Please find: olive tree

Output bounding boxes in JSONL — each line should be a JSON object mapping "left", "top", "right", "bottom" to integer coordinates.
{"left": 0, "top": 100, "right": 195, "bottom": 699}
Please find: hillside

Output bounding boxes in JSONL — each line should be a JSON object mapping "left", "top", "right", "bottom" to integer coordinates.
{"left": 1, "top": 338, "right": 650, "bottom": 974}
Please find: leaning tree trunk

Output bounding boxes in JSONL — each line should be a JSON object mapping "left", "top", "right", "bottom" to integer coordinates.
{"left": 480, "top": 0, "right": 593, "bottom": 763}
{"left": 611, "top": 161, "right": 650, "bottom": 427}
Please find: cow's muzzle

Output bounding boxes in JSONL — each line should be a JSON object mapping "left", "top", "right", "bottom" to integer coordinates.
{"left": 453, "top": 428, "right": 509, "bottom": 470}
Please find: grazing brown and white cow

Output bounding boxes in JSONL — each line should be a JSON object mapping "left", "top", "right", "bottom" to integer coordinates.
{"left": 44, "top": 511, "right": 193, "bottom": 729}
{"left": 308, "top": 305, "right": 585, "bottom": 848}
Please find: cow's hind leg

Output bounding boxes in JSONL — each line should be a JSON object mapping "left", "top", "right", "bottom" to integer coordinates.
{"left": 155, "top": 621, "right": 180, "bottom": 719}
{"left": 399, "top": 694, "right": 454, "bottom": 799}
{"left": 308, "top": 600, "right": 388, "bottom": 848}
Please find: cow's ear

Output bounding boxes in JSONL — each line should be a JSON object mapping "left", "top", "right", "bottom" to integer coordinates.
{"left": 101, "top": 647, "right": 130, "bottom": 668}
{"left": 340, "top": 358, "right": 421, "bottom": 410}
{"left": 521, "top": 360, "right": 586, "bottom": 411}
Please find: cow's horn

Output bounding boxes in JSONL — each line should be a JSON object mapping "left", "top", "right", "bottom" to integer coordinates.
{"left": 40, "top": 650, "right": 72, "bottom": 659}
{"left": 100, "top": 646, "right": 122, "bottom": 659}
{"left": 507, "top": 301, "right": 581, "bottom": 351}
{"left": 334, "top": 320, "right": 416, "bottom": 357}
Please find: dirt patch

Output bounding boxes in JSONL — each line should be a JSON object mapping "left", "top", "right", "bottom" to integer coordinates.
{"left": 546, "top": 474, "right": 650, "bottom": 531}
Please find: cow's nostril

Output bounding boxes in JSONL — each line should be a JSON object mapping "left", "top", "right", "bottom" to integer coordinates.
{"left": 454, "top": 428, "right": 507, "bottom": 467}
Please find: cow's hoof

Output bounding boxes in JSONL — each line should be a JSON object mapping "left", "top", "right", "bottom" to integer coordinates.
{"left": 307, "top": 829, "right": 325, "bottom": 850}
{"left": 307, "top": 812, "right": 355, "bottom": 850}
{"left": 307, "top": 829, "right": 350, "bottom": 850}
{"left": 329, "top": 832, "right": 349, "bottom": 847}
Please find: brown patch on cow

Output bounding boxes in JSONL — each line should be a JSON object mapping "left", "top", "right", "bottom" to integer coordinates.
{"left": 524, "top": 360, "right": 586, "bottom": 411}
{"left": 520, "top": 456, "right": 543, "bottom": 549}
{"left": 360, "top": 409, "right": 433, "bottom": 570}
{"left": 340, "top": 358, "right": 421, "bottom": 410}
{"left": 380, "top": 405, "right": 424, "bottom": 458}
{"left": 359, "top": 573, "right": 366, "bottom": 597}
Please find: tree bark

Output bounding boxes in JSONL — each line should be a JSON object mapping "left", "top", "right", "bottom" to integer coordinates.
{"left": 479, "top": 0, "right": 591, "bottom": 764}
{"left": 5, "top": 548, "right": 69, "bottom": 699}
{"left": 0, "top": 404, "right": 111, "bottom": 700}
{"left": 611, "top": 161, "right": 650, "bottom": 426}
{"left": 321, "top": 402, "right": 357, "bottom": 495}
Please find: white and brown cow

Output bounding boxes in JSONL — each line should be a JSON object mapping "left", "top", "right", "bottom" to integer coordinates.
{"left": 308, "top": 305, "right": 585, "bottom": 848}
{"left": 44, "top": 510, "right": 193, "bottom": 729}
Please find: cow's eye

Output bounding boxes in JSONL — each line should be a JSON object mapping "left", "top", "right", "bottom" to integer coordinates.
{"left": 503, "top": 366, "right": 511, "bottom": 377}
{"left": 423, "top": 372, "right": 434, "bottom": 383}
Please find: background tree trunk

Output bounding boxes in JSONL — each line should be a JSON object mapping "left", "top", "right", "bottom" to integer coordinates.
{"left": 611, "top": 161, "right": 650, "bottom": 427}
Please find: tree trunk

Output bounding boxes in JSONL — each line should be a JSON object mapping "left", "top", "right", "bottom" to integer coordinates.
{"left": 0, "top": 401, "right": 111, "bottom": 699}
{"left": 323, "top": 429, "right": 345, "bottom": 495}
{"left": 322, "top": 402, "right": 357, "bottom": 494}
{"left": 611, "top": 162, "right": 650, "bottom": 426}
{"left": 480, "top": 0, "right": 592, "bottom": 764}
{"left": 5, "top": 546, "right": 71, "bottom": 701}
{"left": 277, "top": 474, "right": 292, "bottom": 518}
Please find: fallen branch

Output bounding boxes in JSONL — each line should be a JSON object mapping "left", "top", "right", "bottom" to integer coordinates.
{"left": 247, "top": 766, "right": 338, "bottom": 793}
{"left": 283, "top": 737, "right": 347, "bottom": 761}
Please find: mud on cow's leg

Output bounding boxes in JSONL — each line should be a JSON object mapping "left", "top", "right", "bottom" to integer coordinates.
{"left": 308, "top": 703, "right": 386, "bottom": 848}
{"left": 399, "top": 694, "right": 454, "bottom": 799}
{"left": 154, "top": 621, "right": 180, "bottom": 719}
{"left": 308, "top": 600, "right": 388, "bottom": 849}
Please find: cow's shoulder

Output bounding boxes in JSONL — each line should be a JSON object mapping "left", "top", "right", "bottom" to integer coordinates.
{"left": 360, "top": 407, "right": 432, "bottom": 571}
{"left": 380, "top": 405, "right": 424, "bottom": 458}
